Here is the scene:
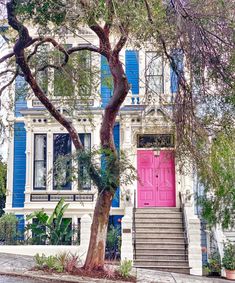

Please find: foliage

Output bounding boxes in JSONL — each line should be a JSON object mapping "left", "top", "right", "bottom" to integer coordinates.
{"left": 0, "top": 213, "right": 19, "bottom": 244}
{"left": 204, "top": 252, "right": 221, "bottom": 276}
{"left": 26, "top": 198, "right": 72, "bottom": 245}
{"left": 34, "top": 252, "right": 79, "bottom": 273}
{"left": 222, "top": 242, "right": 235, "bottom": 270}
{"left": 53, "top": 148, "right": 137, "bottom": 193}
{"left": 64, "top": 253, "right": 79, "bottom": 273}
{"left": 198, "top": 129, "right": 235, "bottom": 228}
{"left": 2, "top": 0, "right": 235, "bottom": 269}
{"left": 118, "top": 259, "right": 132, "bottom": 278}
{"left": 106, "top": 225, "right": 121, "bottom": 260}
{"left": 0, "top": 159, "right": 7, "bottom": 217}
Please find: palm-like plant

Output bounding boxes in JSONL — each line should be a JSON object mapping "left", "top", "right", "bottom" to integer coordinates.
{"left": 26, "top": 198, "right": 72, "bottom": 245}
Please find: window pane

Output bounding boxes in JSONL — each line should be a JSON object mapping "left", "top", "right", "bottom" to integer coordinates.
{"left": 78, "top": 134, "right": 91, "bottom": 190}
{"left": 53, "top": 134, "right": 72, "bottom": 190}
{"left": 146, "top": 75, "right": 163, "bottom": 94}
{"left": 146, "top": 52, "right": 163, "bottom": 76}
{"left": 146, "top": 52, "right": 164, "bottom": 95}
{"left": 34, "top": 134, "right": 47, "bottom": 189}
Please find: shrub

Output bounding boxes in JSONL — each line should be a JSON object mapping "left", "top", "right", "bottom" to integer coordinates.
{"left": 34, "top": 253, "right": 47, "bottom": 269}
{"left": 118, "top": 259, "right": 132, "bottom": 278}
{"left": 205, "top": 251, "right": 221, "bottom": 276}
{"left": 64, "top": 253, "right": 79, "bottom": 273}
{"left": 106, "top": 225, "right": 121, "bottom": 260}
{"left": 0, "top": 213, "right": 18, "bottom": 244}
{"left": 26, "top": 198, "right": 72, "bottom": 245}
{"left": 222, "top": 242, "right": 235, "bottom": 270}
{"left": 34, "top": 252, "right": 80, "bottom": 273}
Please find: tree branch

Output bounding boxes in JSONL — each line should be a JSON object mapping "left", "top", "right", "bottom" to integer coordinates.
{"left": 6, "top": 0, "right": 104, "bottom": 191}
{"left": 113, "top": 24, "right": 128, "bottom": 56}
{"left": 0, "top": 51, "right": 14, "bottom": 64}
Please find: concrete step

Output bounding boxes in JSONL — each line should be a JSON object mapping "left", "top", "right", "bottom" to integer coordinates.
{"left": 135, "top": 222, "right": 183, "bottom": 228}
{"left": 135, "top": 259, "right": 189, "bottom": 267}
{"left": 134, "top": 265, "right": 190, "bottom": 274}
{"left": 135, "top": 237, "right": 185, "bottom": 244}
{"left": 135, "top": 213, "right": 182, "bottom": 219}
{"left": 135, "top": 247, "right": 187, "bottom": 254}
{"left": 135, "top": 217, "right": 183, "bottom": 223}
{"left": 135, "top": 227, "right": 184, "bottom": 233}
{"left": 135, "top": 230, "right": 184, "bottom": 238}
{"left": 135, "top": 253, "right": 188, "bottom": 260}
{"left": 135, "top": 242, "right": 186, "bottom": 249}
{"left": 135, "top": 234, "right": 184, "bottom": 240}
{"left": 135, "top": 208, "right": 181, "bottom": 213}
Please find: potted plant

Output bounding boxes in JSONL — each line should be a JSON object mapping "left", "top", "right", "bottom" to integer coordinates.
{"left": 222, "top": 241, "right": 235, "bottom": 280}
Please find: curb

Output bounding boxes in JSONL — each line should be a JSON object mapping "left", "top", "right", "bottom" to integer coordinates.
{"left": 0, "top": 270, "right": 128, "bottom": 283}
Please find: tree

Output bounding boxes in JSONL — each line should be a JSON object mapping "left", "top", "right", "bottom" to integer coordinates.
{"left": 0, "top": 0, "right": 234, "bottom": 271}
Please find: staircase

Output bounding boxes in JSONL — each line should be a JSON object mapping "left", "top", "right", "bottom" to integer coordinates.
{"left": 133, "top": 207, "right": 190, "bottom": 274}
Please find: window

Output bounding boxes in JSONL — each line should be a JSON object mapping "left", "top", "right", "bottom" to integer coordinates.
{"left": 53, "top": 133, "right": 91, "bottom": 190}
{"left": 34, "top": 134, "right": 47, "bottom": 190}
{"left": 137, "top": 134, "right": 174, "bottom": 148}
{"left": 145, "top": 52, "right": 164, "bottom": 95}
{"left": 53, "top": 134, "right": 72, "bottom": 190}
{"left": 54, "top": 45, "right": 91, "bottom": 97}
{"left": 78, "top": 134, "right": 91, "bottom": 190}
{"left": 35, "top": 45, "right": 48, "bottom": 93}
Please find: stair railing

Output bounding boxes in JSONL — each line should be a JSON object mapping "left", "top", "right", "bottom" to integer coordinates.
{"left": 179, "top": 191, "right": 189, "bottom": 261}
{"left": 133, "top": 188, "right": 137, "bottom": 260}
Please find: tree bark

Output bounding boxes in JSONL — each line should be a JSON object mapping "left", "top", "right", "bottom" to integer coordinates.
{"left": 83, "top": 53, "right": 129, "bottom": 270}
{"left": 83, "top": 189, "right": 114, "bottom": 270}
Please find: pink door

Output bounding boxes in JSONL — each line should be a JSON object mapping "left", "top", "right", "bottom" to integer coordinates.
{"left": 137, "top": 150, "right": 175, "bottom": 207}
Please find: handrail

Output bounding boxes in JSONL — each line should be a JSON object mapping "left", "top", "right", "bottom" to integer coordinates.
{"left": 133, "top": 189, "right": 137, "bottom": 260}
{"left": 179, "top": 191, "right": 189, "bottom": 261}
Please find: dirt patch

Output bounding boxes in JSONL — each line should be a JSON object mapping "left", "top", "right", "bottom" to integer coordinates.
{"left": 72, "top": 267, "right": 136, "bottom": 282}
{"left": 32, "top": 267, "right": 136, "bottom": 282}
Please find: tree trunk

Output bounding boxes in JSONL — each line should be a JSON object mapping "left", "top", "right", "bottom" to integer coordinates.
{"left": 83, "top": 189, "right": 114, "bottom": 270}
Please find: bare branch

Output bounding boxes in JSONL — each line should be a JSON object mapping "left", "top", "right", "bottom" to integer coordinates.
{"left": 0, "top": 51, "right": 14, "bottom": 64}
{"left": 0, "top": 72, "right": 18, "bottom": 96}
{"left": 113, "top": 25, "right": 128, "bottom": 56}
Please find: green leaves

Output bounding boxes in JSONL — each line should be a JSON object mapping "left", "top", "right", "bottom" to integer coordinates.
{"left": 222, "top": 242, "right": 235, "bottom": 270}
{"left": 16, "top": 0, "right": 66, "bottom": 26}
{"left": 26, "top": 198, "right": 72, "bottom": 245}
{"left": 198, "top": 129, "right": 235, "bottom": 229}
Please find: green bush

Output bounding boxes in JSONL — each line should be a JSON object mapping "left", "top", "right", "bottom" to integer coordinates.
{"left": 118, "top": 259, "right": 132, "bottom": 278}
{"left": 222, "top": 242, "right": 235, "bottom": 270}
{"left": 26, "top": 198, "right": 72, "bottom": 245}
{"left": 34, "top": 252, "right": 80, "bottom": 273}
{"left": 0, "top": 213, "right": 19, "bottom": 244}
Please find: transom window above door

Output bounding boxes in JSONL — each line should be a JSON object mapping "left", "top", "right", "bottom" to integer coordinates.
{"left": 137, "top": 134, "right": 174, "bottom": 148}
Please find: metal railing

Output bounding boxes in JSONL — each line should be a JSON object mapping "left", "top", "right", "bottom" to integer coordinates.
{"left": 179, "top": 191, "right": 189, "bottom": 260}
{"left": 0, "top": 223, "right": 81, "bottom": 246}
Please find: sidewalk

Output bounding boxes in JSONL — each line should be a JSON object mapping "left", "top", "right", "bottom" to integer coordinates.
{"left": 0, "top": 253, "right": 231, "bottom": 283}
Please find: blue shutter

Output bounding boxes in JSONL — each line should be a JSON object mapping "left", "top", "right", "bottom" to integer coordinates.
{"left": 16, "top": 214, "right": 25, "bottom": 240}
{"left": 170, "top": 49, "right": 183, "bottom": 93}
{"left": 13, "top": 123, "right": 26, "bottom": 208}
{"left": 125, "top": 50, "right": 139, "bottom": 94}
{"left": 15, "top": 75, "right": 27, "bottom": 117}
{"left": 112, "top": 123, "right": 120, "bottom": 207}
{"left": 101, "top": 56, "right": 113, "bottom": 107}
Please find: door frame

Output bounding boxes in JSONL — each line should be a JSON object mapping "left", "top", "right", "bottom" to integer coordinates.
{"left": 136, "top": 148, "right": 176, "bottom": 208}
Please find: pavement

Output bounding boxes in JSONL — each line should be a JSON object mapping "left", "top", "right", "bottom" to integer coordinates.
{"left": 0, "top": 253, "right": 232, "bottom": 283}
